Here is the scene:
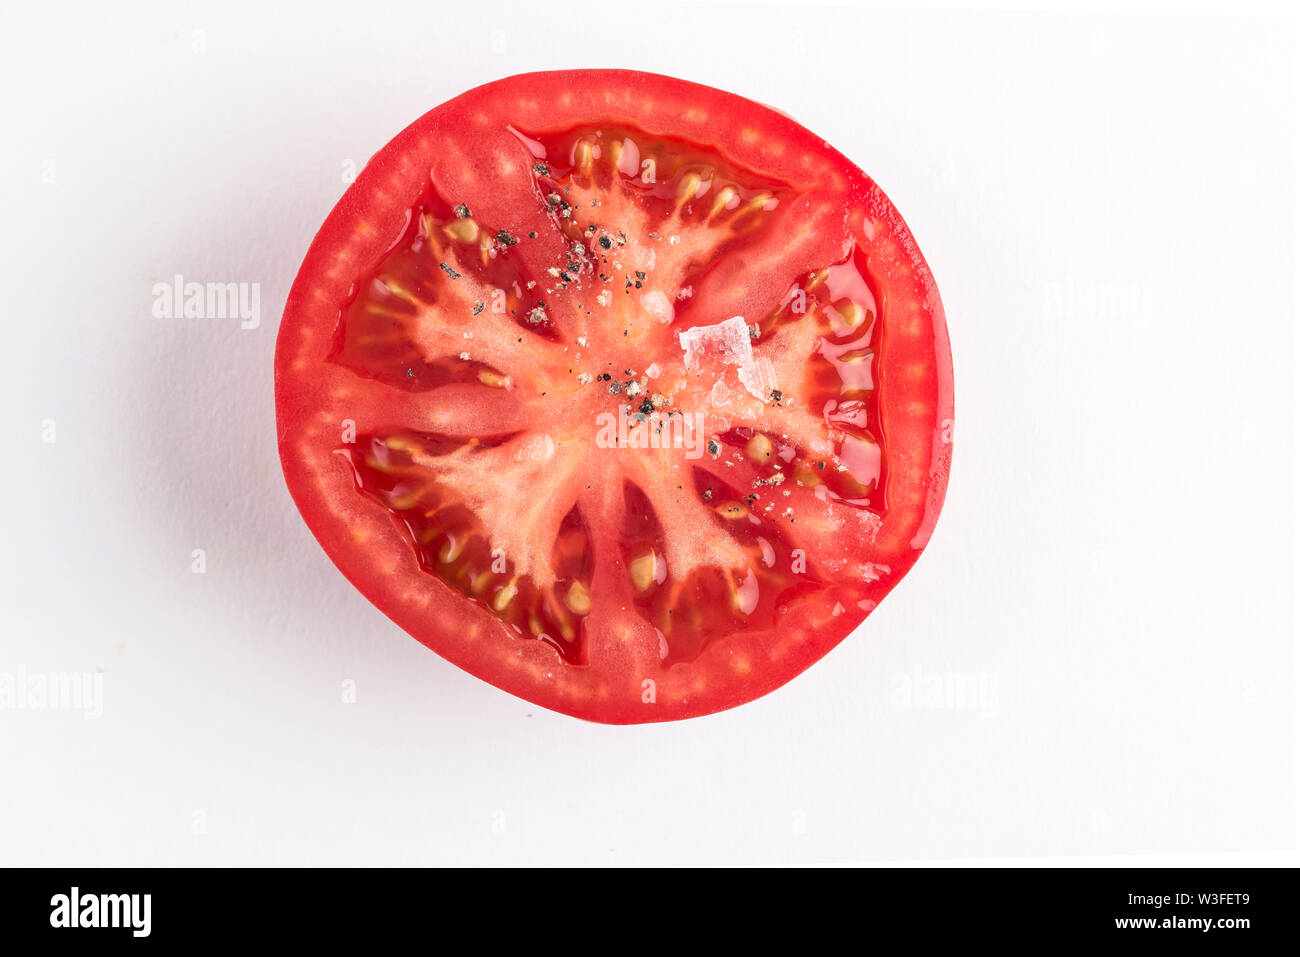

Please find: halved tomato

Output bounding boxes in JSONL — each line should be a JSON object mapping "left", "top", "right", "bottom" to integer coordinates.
{"left": 275, "top": 70, "right": 953, "bottom": 723}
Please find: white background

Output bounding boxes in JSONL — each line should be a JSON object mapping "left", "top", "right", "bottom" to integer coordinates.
{"left": 1, "top": 0, "right": 1295, "bottom": 866}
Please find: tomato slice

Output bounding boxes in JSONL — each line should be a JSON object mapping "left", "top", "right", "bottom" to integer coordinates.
{"left": 275, "top": 70, "right": 953, "bottom": 723}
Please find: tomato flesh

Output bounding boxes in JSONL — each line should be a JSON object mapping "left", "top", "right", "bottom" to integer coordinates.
{"left": 275, "top": 71, "right": 953, "bottom": 723}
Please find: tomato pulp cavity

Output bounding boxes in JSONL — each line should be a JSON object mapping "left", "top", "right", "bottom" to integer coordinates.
{"left": 275, "top": 71, "right": 953, "bottom": 723}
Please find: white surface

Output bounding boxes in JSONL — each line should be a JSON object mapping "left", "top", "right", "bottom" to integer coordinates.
{"left": 0, "top": 0, "right": 1294, "bottom": 866}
